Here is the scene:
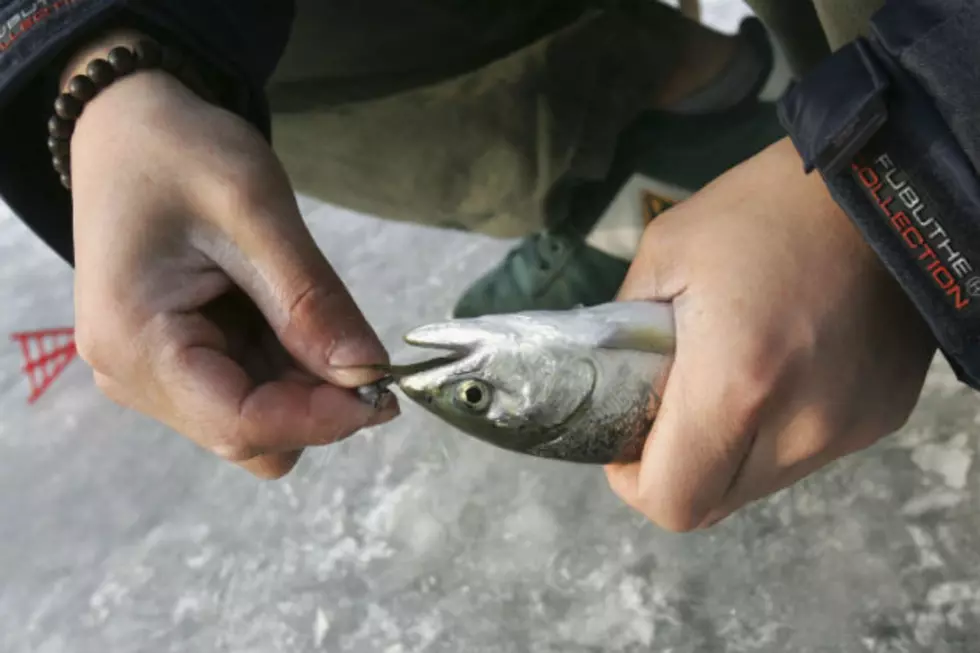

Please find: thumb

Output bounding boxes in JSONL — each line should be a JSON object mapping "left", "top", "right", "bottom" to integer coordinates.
{"left": 205, "top": 188, "right": 389, "bottom": 388}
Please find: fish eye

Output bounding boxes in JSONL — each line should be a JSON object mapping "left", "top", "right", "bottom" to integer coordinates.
{"left": 454, "top": 380, "right": 492, "bottom": 413}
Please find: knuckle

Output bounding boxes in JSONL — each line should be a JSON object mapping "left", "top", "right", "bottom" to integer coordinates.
{"left": 283, "top": 282, "right": 323, "bottom": 337}
{"left": 214, "top": 169, "right": 262, "bottom": 215}
{"left": 798, "top": 408, "right": 882, "bottom": 463}
{"left": 778, "top": 409, "right": 839, "bottom": 464}
{"left": 252, "top": 467, "right": 291, "bottom": 481}
{"left": 166, "top": 339, "right": 203, "bottom": 374}
{"left": 209, "top": 154, "right": 276, "bottom": 218}
{"left": 74, "top": 305, "right": 138, "bottom": 377}
{"left": 92, "top": 372, "right": 111, "bottom": 391}
{"left": 210, "top": 418, "right": 259, "bottom": 464}
{"left": 724, "top": 369, "right": 772, "bottom": 435}
{"left": 243, "top": 454, "right": 301, "bottom": 480}
{"left": 656, "top": 505, "right": 708, "bottom": 534}
{"left": 92, "top": 371, "right": 115, "bottom": 395}
{"left": 728, "top": 330, "right": 812, "bottom": 426}
{"left": 211, "top": 440, "right": 258, "bottom": 464}
{"left": 605, "top": 476, "right": 641, "bottom": 513}
{"left": 91, "top": 371, "right": 127, "bottom": 407}
{"left": 74, "top": 327, "right": 108, "bottom": 371}
{"left": 633, "top": 485, "right": 709, "bottom": 534}
{"left": 781, "top": 431, "right": 832, "bottom": 467}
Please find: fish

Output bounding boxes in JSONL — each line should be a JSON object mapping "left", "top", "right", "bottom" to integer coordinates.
{"left": 379, "top": 301, "right": 675, "bottom": 465}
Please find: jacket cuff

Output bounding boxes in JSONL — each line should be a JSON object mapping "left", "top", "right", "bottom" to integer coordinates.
{"left": 778, "top": 13, "right": 980, "bottom": 389}
{"left": 0, "top": 1, "right": 291, "bottom": 265}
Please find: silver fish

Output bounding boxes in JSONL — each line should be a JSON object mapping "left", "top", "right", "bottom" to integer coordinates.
{"left": 389, "top": 301, "right": 675, "bottom": 464}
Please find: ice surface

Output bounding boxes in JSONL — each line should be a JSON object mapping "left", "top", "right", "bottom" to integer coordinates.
{"left": 5, "top": 2, "right": 980, "bottom": 652}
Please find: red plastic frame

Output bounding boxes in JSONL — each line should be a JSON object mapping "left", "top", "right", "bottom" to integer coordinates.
{"left": 10, "top": 327, "right": 77, "bottom": 404}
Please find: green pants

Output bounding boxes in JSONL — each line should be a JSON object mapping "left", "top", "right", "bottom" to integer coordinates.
{"left": 267, "top": 0, "right": 884, "bottom": 238}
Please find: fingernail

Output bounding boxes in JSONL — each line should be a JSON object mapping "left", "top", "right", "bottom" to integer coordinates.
{"left": 326, "top": 364, "right": 388, "bottom": 388}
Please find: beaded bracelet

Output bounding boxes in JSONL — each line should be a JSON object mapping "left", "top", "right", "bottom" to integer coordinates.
{"left": 47, "top": 38, "right": 206, "bottom": 190}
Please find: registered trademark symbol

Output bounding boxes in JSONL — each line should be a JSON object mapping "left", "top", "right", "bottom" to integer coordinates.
{"left": 966, "top": 276, "right": 980, "bottom": 297}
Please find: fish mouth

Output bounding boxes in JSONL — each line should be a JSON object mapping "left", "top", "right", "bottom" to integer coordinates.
{"left": 354, "top": 324, "right": 476, "bottom": 394}
{"left": 376, "top": 354, "right": 465, "bottom": 381}
{"left": 351, "top": 320, "right": 476, "bottom": 380}
{"left": 391, "top": 321, "right": 493, "bottom": 398}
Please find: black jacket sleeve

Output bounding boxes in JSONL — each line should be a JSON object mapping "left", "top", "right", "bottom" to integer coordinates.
{"left": 0, "top": 0, "right": 295, "bottom": 265}
{"left": 777, "top": 0, "right": 980, "bottom": 390}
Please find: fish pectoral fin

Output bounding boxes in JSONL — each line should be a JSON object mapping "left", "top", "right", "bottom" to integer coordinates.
{"left": 597, "top": 325, "right": 675, "bottom": 355}
{"left": 532, "top": 357, "right": 597, "bottom": 430}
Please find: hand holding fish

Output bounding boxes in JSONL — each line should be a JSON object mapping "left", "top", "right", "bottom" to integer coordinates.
{"left": 68, "top": 56, "right": 397, "bottom": 479}
{"left": 604, "top": 138, "right": 936, "bottom": 531}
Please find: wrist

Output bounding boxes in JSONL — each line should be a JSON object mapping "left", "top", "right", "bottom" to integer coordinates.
{"left": 59, "top": 29, "right": 147, "bottom": 89}
{"left": 48, "top": 33, "right": 217, "bottom": 190}
{"left": 59, "top": 28, "right": 212, "bottom": 101}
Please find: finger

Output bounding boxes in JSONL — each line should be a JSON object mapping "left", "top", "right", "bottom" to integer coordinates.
{"left": 604, "top": 461, "right": 643, "bottom": 512}
{"left": 195, "top": 162, "right": 389, "bottom": 389}
{"left": 696, "top": 405, "right": 868, "bottom": 529}
{"left": 148, "top": 312, "right": 398, "bottom": 459}
{"left": 239, "top": 450, "right": 304, "bottom": 480}
{"left": 622, "top": 376, "right": 747, "bottom": 532}
{"left": 94, "top": 367, "right": 307, "bottom": 479}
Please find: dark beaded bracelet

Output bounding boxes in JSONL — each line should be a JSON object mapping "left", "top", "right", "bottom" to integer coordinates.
{"left": 47, "top": 38, "right": 203, "bottom": 190}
